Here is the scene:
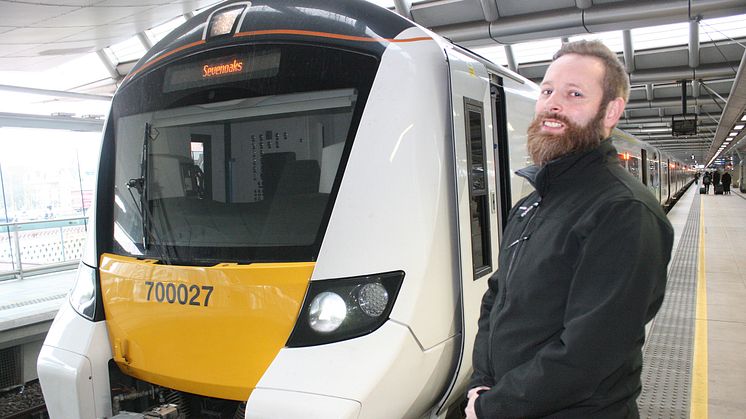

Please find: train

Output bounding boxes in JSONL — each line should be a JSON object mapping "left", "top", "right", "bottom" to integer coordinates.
{"left": 36, "top": 1, "right": 692, "bottom": 418}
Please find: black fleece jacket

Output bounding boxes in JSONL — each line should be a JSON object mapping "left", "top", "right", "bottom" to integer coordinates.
{"left": 470, "top": 139, "right": 673, "bottom": 418}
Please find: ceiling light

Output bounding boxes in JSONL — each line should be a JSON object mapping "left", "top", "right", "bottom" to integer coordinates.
{"left": 731, "top": 132, "right": 738, "bottom": 136}
{"left": 741, "top": 115, "right": 746, "bottom": 121}
{"left": 735, "top": 125, "right": 745, "bottom": 130}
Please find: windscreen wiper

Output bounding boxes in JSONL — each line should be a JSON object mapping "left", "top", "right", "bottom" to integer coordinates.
{"left": 126, "top": 123, "right": 152, "bottom": 249}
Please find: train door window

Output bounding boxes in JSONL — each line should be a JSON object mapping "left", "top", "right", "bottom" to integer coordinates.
{"left": 640, "top": 149, "right": 648, "bottom": 186}
{"left": 490, "top": 82, "right": 511, "bottom": 236}
{"left": 464, "top": 98, "right": 492, "bottom": 279}
{"left": 618, "top": 152, "right": 630, "bottom": 170}
{"left": 627, "top": 156, "right": 639, "bottom": 179}
{"left": 189, "top": 135, "right": 211, "bottom": 199}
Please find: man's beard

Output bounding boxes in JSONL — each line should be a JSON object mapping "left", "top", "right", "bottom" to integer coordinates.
{"left": 527, "top": 109, "right": 605, "bottom": 166}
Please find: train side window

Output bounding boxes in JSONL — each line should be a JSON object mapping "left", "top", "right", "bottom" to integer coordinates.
{"left": 464, "top": 98, "right": 492, "bottom": 279}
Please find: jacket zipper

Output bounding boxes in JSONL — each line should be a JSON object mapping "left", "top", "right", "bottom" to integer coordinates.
{"left": 487, "top": 197, "right": 541, "bottom": 371}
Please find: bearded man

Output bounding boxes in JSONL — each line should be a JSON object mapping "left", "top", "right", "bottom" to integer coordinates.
{"left": 466, "top": 40, "right": 673, "bottom": 419}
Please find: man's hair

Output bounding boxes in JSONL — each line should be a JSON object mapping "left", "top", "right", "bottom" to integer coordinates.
{"left": 553, "top": 40, "right": 630, "bottom": 106}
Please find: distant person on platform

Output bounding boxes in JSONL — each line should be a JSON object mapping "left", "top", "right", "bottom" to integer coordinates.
{"left": 702, "top": 171, "right": 712, "bottom": 193}
{"left": 466, "top": 40, "right": 674, "bottom": 419}
{"left": 713, "top": 169, "right": 721, "bottom": 187}
{"left": 722, "top": 171, "right": 732, "bottom": 195}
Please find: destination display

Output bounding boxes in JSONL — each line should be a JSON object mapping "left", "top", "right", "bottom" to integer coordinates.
{"left": 163, "top": 50, "right": 280, "bottom": 92}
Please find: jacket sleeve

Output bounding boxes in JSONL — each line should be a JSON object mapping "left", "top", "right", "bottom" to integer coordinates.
{"left": 475, "top": 200, "right": 673, "bottom": 418}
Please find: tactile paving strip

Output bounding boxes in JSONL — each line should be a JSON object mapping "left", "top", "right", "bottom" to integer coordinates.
{"left": 0, "top": 293, "right": 67, "bottom": 312}
{"left": 638, "top": 196, "right": 700, "bottom": 418}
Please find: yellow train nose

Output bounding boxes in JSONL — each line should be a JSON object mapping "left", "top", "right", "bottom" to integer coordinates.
{"left": 100, "top": 253, "right": 313, "bottom": 401}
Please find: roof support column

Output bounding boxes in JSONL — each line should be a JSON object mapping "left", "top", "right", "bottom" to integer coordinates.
{"left": 137, "top": 32, "right": 153, "bottom": 51}
{"left": 96, "top": 49, "right": 120, "bottom": 81}
{"left": 504, "top": 45, "right": 518, "bottom": 72}
{"left": 622, "top": 30, "right": 634, "bottom": 73}
{"left": 393, "top": 0, "right": 412, "bottom": 19}
{"left": 689, "top": 18, "right": 700, "bottom": 68}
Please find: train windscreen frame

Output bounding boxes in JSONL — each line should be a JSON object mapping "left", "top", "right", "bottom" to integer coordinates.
{"left": 106, "top": 43, "right": 378, "bottom": 265}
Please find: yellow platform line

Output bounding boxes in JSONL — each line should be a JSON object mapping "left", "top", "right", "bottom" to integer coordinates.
{"left": 690, "top": 195, "right": 708, "bottom": 418}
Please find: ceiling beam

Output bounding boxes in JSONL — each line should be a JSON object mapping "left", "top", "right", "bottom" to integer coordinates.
{"left": 525, "top": 63, "right": 737, "bottom": 85}
{"left": 0, "top": 84, "right": 112, "bottom": 101}
{"left": 626, "top": 95, "right": 728, "bottom": 109}
{"left": 645, "top": 139, "right": 710, "bottom": 144}
{"left": 434, "top": 0, "right": 746, "bottom": 44}
{"left": 619, "top": 116, "right": 719, "bottom": 124}
{"left": 479, "top": 0, "right": 499, "bottom": 22}
{"left": 629, "top": 63, "right": 736, "bottom": 84}
{"left": 0, "top": 112, "right": 104, "bottom": 132}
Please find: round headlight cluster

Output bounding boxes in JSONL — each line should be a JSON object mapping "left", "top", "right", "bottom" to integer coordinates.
{"left": 308, "top": 292, "right": 347, "bottom": 333}
{"left": 357, "top": 282, "right": 389, "bottom": 317}
{"left": 306, "top": 282, "right": 390, "bottom": 333}
{"left": 287, "top": 272, "right": 404, "bottom": 347}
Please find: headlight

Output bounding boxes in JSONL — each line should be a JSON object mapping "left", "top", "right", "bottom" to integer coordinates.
{"left": 286, "top": 271, "right": 404, "bottom": 347}
{"left": 309, "top": 292, "right": 347, "bottom": 333}
{"left": 69, "top": 262, "right": 98, "bottom": 321}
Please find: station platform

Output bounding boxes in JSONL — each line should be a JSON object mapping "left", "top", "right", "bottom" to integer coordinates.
{"left": 639, "top": 183, "right": 746, "bottom": 418}
{"left": 1, "top": 183, "right": 745, "bottom": 416}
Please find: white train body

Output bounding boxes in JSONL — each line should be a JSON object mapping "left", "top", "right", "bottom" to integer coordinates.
{"left": 37, "top": 1, "right": 689, "bottom": 418}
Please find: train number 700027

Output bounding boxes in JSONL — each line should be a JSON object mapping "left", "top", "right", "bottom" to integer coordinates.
{"left": 144, "top": 281, "right": 214, "bottom": 306}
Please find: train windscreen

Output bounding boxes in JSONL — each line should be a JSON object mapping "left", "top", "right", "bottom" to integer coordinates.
{"left": 107, "top": 44, "right": 378, "bottom": 264}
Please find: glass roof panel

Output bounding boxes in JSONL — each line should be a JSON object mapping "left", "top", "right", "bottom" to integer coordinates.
{"left": 569, "top": 31, "right": 624, "bottom": 52}
{"left": 511, "top": 38, "right": 562, "bottom": 63}
{"left": 108, "top": 36, "right": 147, "bottom": 64}
{"left": 471, "top": 45, "right": 509, "bottom": 67}
{"left": 365, "top": 0, "right": 395, "bottom": 8}
{"left": 699, "top": 14, "right": 746, "bottom": 43}
{"left": 147, "top": 16, "right": 187, "bottom": 44}
{"left": 632, "top": 22, "right": 689, "bottom": 50}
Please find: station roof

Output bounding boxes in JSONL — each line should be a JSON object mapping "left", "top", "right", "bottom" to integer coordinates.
{"left": 1, "top": 0, "right": 745, "bottom": 167}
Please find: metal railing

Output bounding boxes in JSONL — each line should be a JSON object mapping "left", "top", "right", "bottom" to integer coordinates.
{"left": 0, "top": 216, "right": 87, "bottom": 281}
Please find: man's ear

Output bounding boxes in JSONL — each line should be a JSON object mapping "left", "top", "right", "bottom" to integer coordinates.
{"left": 603, "top": 97, "right": 626, "bottom": 131}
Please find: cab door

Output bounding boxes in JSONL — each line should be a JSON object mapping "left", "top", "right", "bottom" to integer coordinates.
{"left": 435, "top": 48, "right": 500, "bottom": 415}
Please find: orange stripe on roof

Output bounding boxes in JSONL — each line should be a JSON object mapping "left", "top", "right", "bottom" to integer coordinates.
{"left": 124, "top": 40, "right": 206, "bottom": 82}
{"left": 234, "top": 29, "right": 431, "bottom": 43}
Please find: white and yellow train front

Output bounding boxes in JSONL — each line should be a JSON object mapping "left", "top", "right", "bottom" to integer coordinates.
{"left": 37, "top": 1, "right": 539, "bottom": 418}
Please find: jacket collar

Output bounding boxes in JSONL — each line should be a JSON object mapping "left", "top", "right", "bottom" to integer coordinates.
{"left": 516, "top": 138, "right": 617, "bottom": 197}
